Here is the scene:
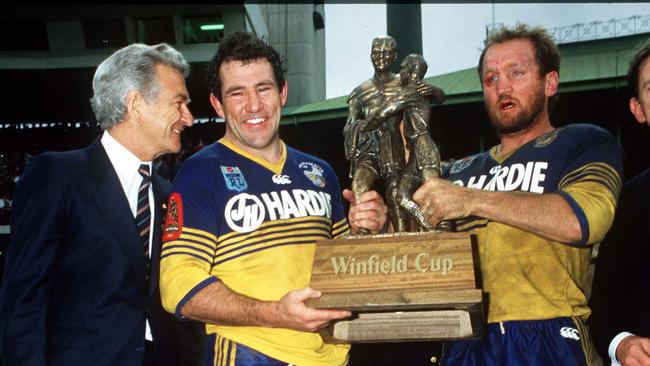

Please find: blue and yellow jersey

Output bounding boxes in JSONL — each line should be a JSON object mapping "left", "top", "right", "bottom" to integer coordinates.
{"left": 160, "top": 139, "right": 350, "bottom": 366}
{"left": 445, "top": 124, "right": 623, "bottom": 323}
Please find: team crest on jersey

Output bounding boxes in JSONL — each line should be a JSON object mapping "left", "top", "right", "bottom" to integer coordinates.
{"left": 220, "top": 166, "right": 247, "bottom": 192}
{"left": 299, "top": 162, "right": 326, "bottom": 187}
{"left": 534, "top": 128, "right": 562, "bottom": 148}
{"left": 449, "top": 155, "right": 477, "bottom": 174}
{"left": 162, "top": 193, "right": 183, "bottom": 241}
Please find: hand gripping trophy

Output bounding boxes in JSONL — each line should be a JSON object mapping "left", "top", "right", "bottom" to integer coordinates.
{"left": 344, "top": 37, "right": 446, "bottom": 232}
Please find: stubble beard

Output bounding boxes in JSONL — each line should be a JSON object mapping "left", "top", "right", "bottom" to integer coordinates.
{"left": 487, "top": 90, "right": 546, "bottom": 135}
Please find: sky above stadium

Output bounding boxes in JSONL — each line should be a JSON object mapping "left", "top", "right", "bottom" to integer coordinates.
{"left": 324, "top": 3, "right": 650, "bottom": 98}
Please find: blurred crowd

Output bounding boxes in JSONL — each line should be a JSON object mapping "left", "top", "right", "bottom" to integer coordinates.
{"left": 0, "top": 137, "right": 207, "bottom": 225}
{"left": 0, "top": 152, "right": 30, "bottom": 225}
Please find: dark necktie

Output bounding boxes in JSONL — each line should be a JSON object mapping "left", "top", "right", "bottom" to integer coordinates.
{"left": 136, "top": 164, "right": 151, "bottom": 282}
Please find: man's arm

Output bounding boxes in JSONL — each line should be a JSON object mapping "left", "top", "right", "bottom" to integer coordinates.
{"left": 0, "top": 155, "right": 63, "bottom": 365}
{"left": 413, "top": 178, "right": 582, "bottom": 243}
{"left": 160, "top": 218, "right": 351, "bottom": 332}
{"left": 180, "top": 283, "right": 349, "bottom": 332}
{"left": 179, "top": 190, "right": 385, "bottom": 326}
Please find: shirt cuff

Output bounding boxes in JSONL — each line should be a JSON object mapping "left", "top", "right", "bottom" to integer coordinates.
{"left": 609, "top": 331, "right": 634, "bottom": 366}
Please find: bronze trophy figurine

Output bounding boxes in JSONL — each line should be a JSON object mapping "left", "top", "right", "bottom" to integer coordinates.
{"left": 344, "top": 36, "right": 407, "bottom": 234}
{"left": 308, "top": 36, "right": 483, "bottom": 343}
{"left": 344, "top": 36, "right": 447, "bottom": 232}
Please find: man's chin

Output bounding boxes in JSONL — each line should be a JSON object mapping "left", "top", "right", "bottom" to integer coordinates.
{"left": 491, "top": 118, "right": 532, "bottom": 135}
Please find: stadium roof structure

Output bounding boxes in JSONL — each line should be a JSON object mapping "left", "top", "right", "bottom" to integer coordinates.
{"left": 280, "top": 32, "right": 650, "bottom": 126}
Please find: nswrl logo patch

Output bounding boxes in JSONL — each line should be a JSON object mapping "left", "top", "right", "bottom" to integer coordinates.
{"left": 220, "top": 166, "right": 247, "bottom": 192}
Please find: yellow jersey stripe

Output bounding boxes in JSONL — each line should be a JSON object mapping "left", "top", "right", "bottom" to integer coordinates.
{"left": 218, "top": 216, "right": 331, "bottom": 244}
{"left": 214, "top": 235, "right": 329, "bottom": 266}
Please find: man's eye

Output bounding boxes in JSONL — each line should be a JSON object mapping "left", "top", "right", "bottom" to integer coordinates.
{"left": 484, "top": 75, "right": 497, "bottom": 85}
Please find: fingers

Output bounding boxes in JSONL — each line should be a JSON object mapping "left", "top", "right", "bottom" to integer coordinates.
{"left": 416, "top": 81, "right": 434, "bottom": 96}
{"left": 413, "top": 178, "right": 438, "bottom": 203}
{"left": 290, "top": 287, "right": 321, "bottom": 302}
{"left": 342, "top": 188, "right": 355, "bottom": 205}
{"left": 346, "top": 190, "right": 388, "bottom": 234}
{"left": 280, "top": 288, "right": 351, "bottom": 331}
{"left": 413, "top": 179, "right": 438, "bottom": 225}
{"left": 413, "top": 178, "right": 465, "bottom": 225}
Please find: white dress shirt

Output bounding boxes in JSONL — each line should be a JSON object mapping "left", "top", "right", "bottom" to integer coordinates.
{"left": 101, "top": 131, "right": 154, "bottom": 341}
{"left": 609, "top": 331, "right": 634, "bottom": 366}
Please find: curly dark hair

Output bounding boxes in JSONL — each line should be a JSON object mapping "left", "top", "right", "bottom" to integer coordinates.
{"left": 208, "top": 31, "right": 287, "bottom": 101}
{"left": 627, "top": 42, "right": 650, "bottom": 99}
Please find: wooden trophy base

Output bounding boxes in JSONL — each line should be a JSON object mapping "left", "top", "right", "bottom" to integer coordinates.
{"left": 308, "top": 232, "right": 484, "bottom": 343}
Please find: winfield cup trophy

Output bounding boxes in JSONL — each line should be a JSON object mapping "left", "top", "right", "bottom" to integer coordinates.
{"left": 308, "top": 36, "right": 484, "bottom": 343}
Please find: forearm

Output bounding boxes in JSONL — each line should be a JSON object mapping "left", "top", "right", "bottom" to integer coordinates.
{"left": 179, "top": 283, "right": 349, "bottom": 332}
{"left": 414, "top": 178, "right": 583, "bottom": 244}
{"left": 469, "top": 189, "right": 582, "bottom": 243}
{"left": 180, "top": 281, "right": 279, "bottom": 327}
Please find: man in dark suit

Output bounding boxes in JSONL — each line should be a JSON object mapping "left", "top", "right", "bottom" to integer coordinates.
{"left": 589, "top": 43, "right": 650, "bottom": 366}
{"left": 0, "top": 43, "right": 202, "bottom": 365}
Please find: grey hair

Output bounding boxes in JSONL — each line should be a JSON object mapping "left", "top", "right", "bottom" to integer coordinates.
{"left": 91, "top": 43, "right": 190, "bottom": 130}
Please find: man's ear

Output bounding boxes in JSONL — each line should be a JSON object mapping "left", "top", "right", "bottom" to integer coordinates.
{"left": 544, "top": 71, "right": 559, "bottom": 97}
{"left": 125, "top": 90, "right": 143, "bottom": 122}
{"left": 209, "top": 93, "right": 225, "bottom": 118}
{"left": 280, "top": 81, "right": 288, "bottom": 107}
{"left": 629, "top": 97, "right": 647, "bottom": 124}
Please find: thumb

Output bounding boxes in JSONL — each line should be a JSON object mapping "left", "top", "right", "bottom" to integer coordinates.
{"left": 294, "top": 287, "right": 321, "bottom": 302}
{"left": 342, "top": 189, "right": 355, "bottom": 204}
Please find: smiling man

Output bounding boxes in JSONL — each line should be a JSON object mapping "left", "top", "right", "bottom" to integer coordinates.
{"left": 0, "top": 43, "right": 198, "bottom": 366}
{"left": 159, "top": 32, "right": 386, "bottom": 366}
{"left": 412, "top": 24, "right": 623, "bottom": 365}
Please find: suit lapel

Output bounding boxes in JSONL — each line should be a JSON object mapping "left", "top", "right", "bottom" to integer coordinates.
{"left": 86, "top": 139, "right": 146, "bottom": 297}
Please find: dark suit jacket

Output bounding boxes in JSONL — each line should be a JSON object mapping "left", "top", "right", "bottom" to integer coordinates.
{"left": 589, "top": 167, "right": 650, "bottom": 361}
{"left": 0, "top": 138, "right": 205, "bottom": 366}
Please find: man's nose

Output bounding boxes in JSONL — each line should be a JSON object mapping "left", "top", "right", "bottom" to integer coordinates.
{"left": 246, "top": 92, "right": 261, "bottom": 113}
{"left": 181, "top": 104, "right": 194, "bottom": 126}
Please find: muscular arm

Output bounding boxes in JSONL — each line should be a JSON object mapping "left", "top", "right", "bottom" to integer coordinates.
{"left": 180, "top": 190, "right": 383, "bottom": 326}
{"left": 413, "top": 178, "right": 582, "bottom": 243}
{"left": 180, "top": 282, "right": 349, "bottom": 332}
